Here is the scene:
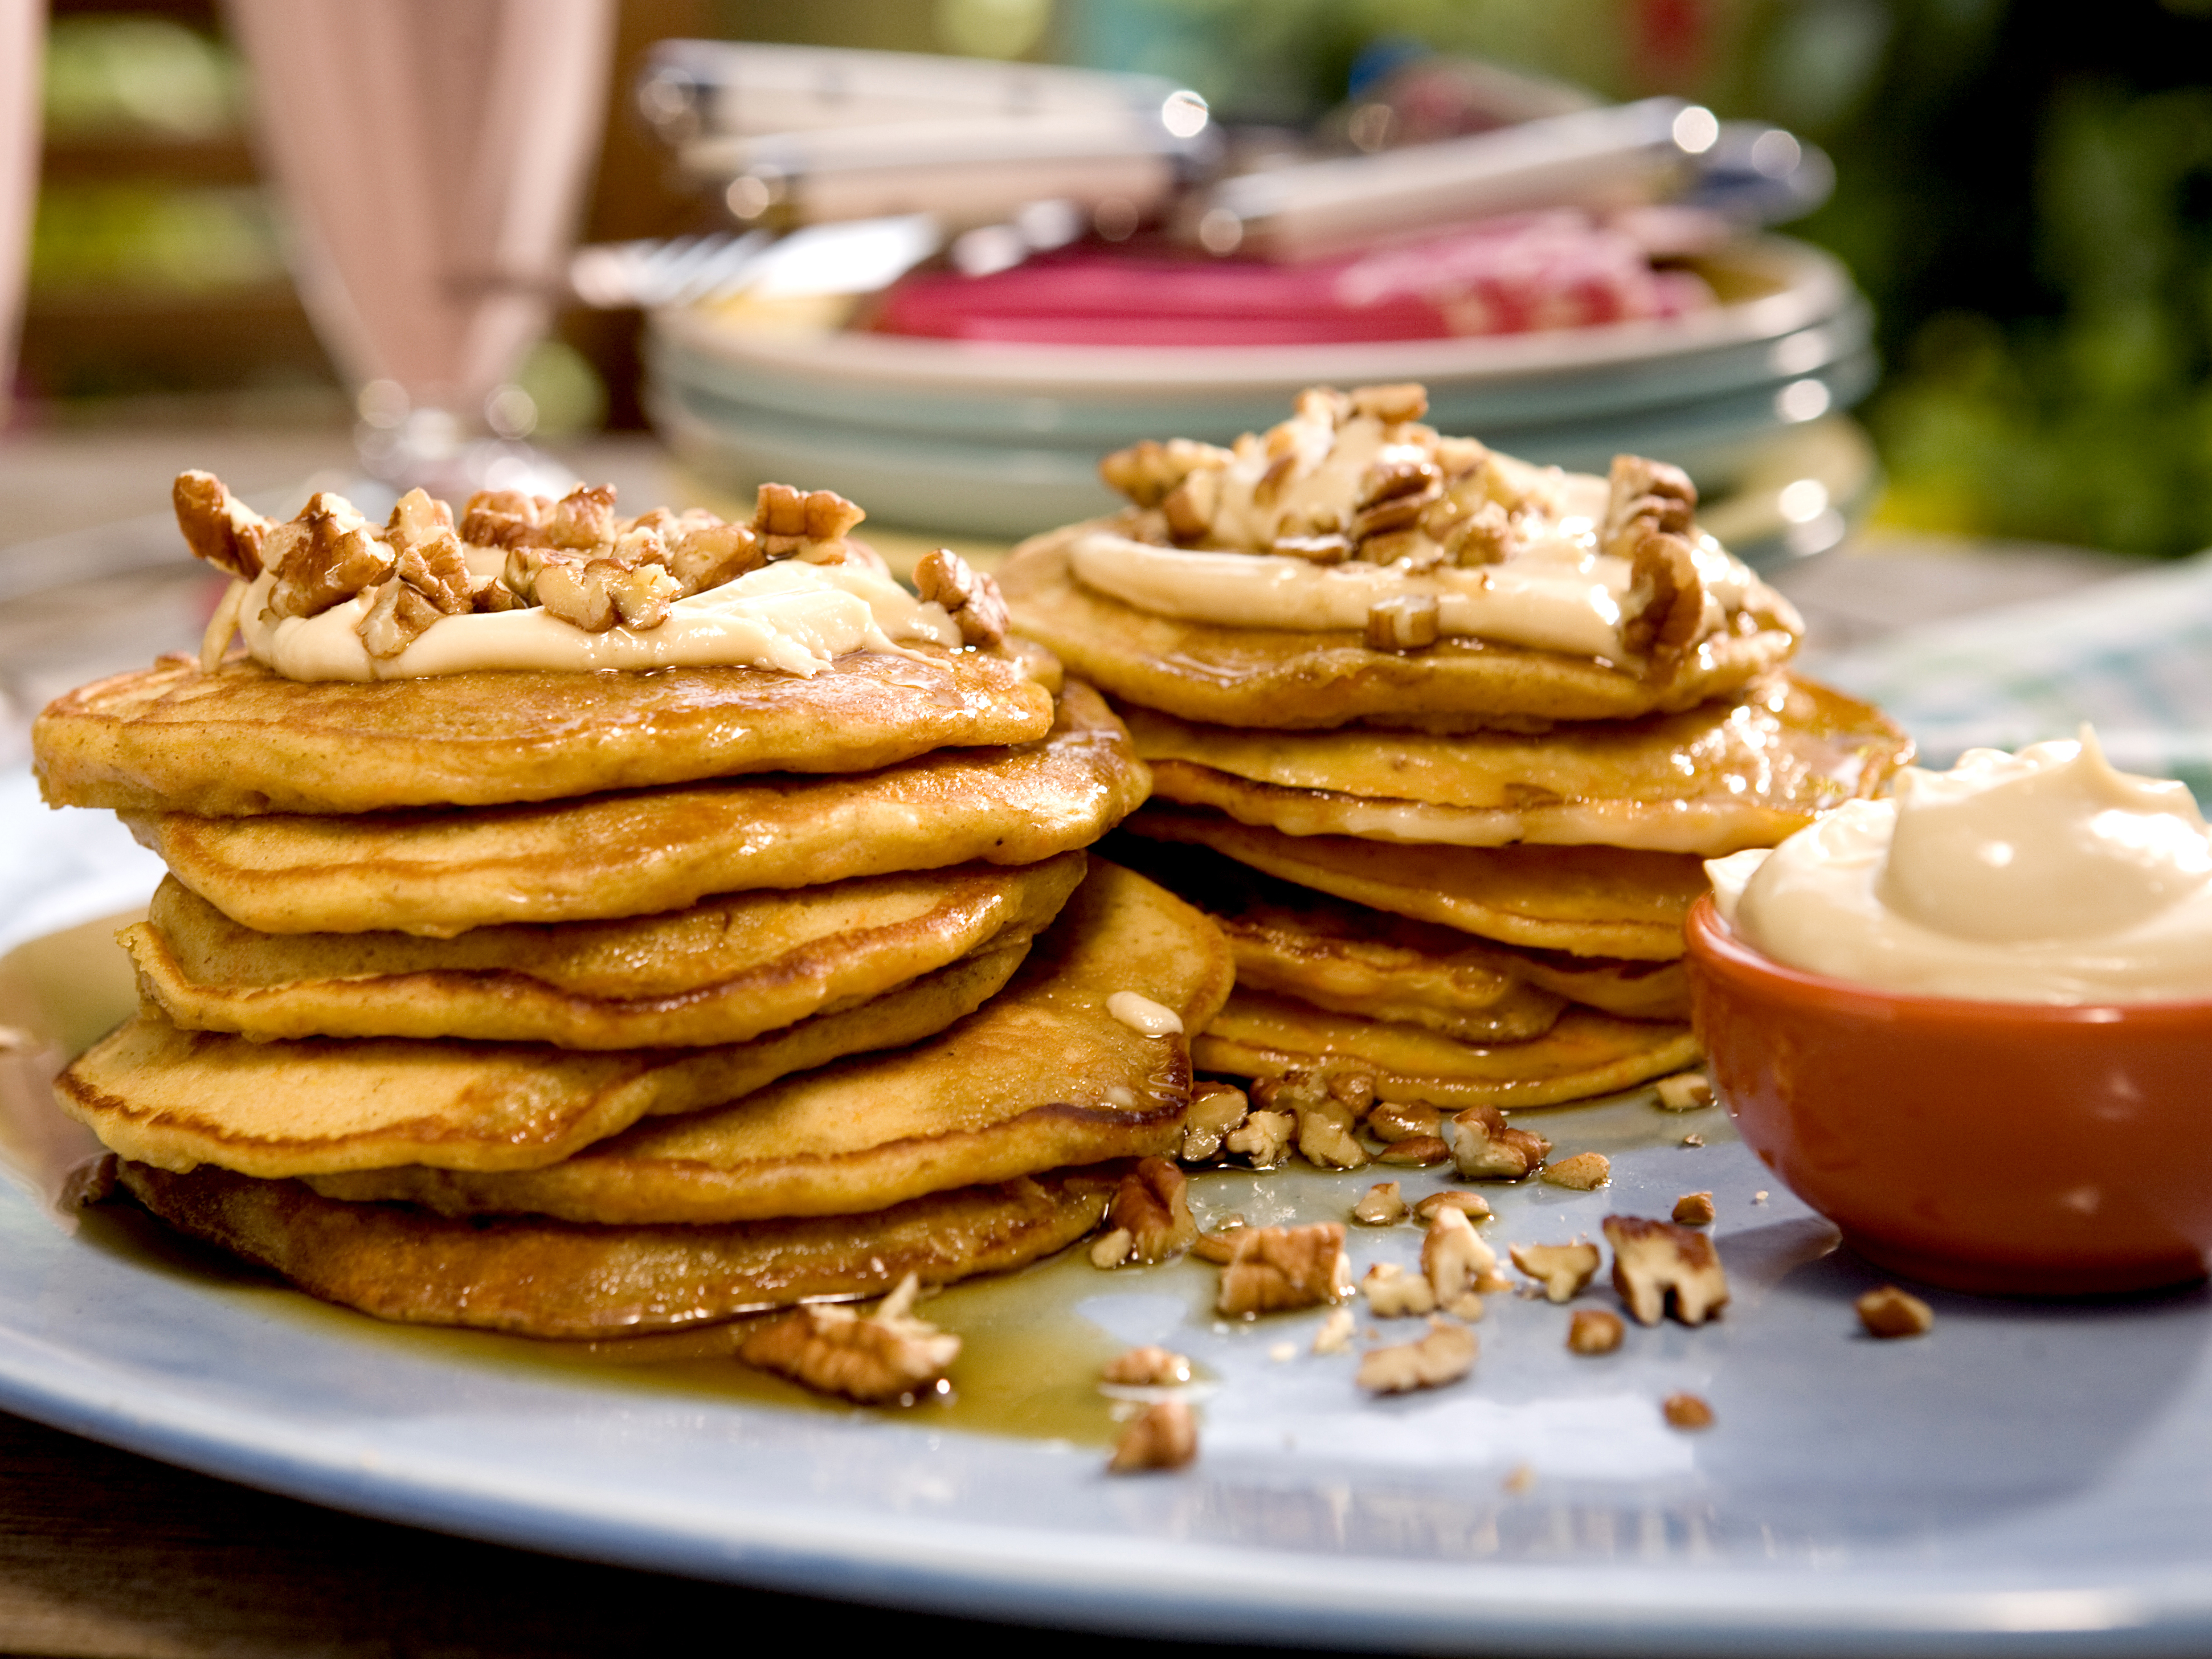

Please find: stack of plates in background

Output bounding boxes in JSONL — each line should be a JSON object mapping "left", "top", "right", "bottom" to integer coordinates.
{"left": 647, "top": 234, "right": 1874, "bottom": 569}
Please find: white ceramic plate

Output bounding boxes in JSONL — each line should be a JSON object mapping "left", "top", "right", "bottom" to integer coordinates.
{"left": 3, "top": 776, "right": 2212, "bottom": 1654}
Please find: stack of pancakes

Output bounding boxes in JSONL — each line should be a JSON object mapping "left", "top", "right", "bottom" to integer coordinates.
{"left": 1003, "top": 383, "right": 1909, "bottom": 1123}
{"left": 35, "top": 475, "right": 1229, "bottom": 1341}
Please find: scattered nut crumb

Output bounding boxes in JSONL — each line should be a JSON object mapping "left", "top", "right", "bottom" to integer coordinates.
{"left": 1178, "top": 1082, "right": 1249, "bottom": 1163}
{"left": 1269, "top": 1341, "right": 1297, "bottom": 1362}
{"left": 737, "top": 1273, "right": 958, "bottom": 1404}
{"left": 1090, "top": 1227, "right": 1134, "bottom": 1269}
{"left": 1356, "top": 1318, "right": 1477, "bottom": 1394}
{"left": 1753, "top": 1191, "right": 1769, "bottom": 1206}
{"left": 1225, "top": 1109, "right": 1295, "bottom": 1169}
{"left": 1604, "top": 1215, "right": 1730, "bottom": 1327}
{"left": 1109, "top": 1398, "right": 1197, "bottom": 1473}
{"left": 1352, "top": 1182, "right": 1408, "bottom": 1226}
{"left": 1653, "top": 1071, "right": 1715, "bottom": 1111}
{"left": 1567, "top": 1309, "right": 1625, "bottom": 1355}
{"left": 1375, "top": 1135, "right": 1451, "bottom": 1167}
{"left": 1681, "top": 1134, "right": 1705, "bottom": 1148}
{"left": 1361, "top": 1261, "right": 1438, "bottom": 1318}
{"left": 1510, "top": 1241, "right": 1602, "bottom": 1303}
{"left": 1368, "top": 1101, "right": 1444, "bottom": 1142}
{"left": 1448, "top": 1104, "right": 1551, "bottom": 1180}
{"left": 1217, "top": 1223, "right": 1350, "bottom": 1317}
{"left": 1413, "top": 1191, "right": 1491, "bottom": 1225}
{"left": 1107, "top": 1157, "right": 1197, "bottom": 1262}
{"left": 1102, "top": 1345, "right": 1190, "bottom": 1386}
{"left": 1502, "top": 1462, "right": 1537, "bottom": 1494}
{"left": 1540, "top": 1152, "right": 1610, "bottom": 1191}
{"left": 1672, "top": 1191, "right": 1718, "bottom": 1226}
{"left": 1313, "top": 1307, "right": 1356, "bottom": 1355}
{"left": 1662, "top": 1392, "right": 1715, "bottom": 1431}
{"left": 1857, "top": 1285, "right": 1935, "bottom": 1339}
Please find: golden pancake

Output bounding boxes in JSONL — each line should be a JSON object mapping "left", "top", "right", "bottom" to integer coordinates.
{"left": 1123, "top": 803, "right": 1703, "bottom": 961}
{"left": 126, "top": 854, "right": 1085, "bottom": 1048}
{"left": 306, "top": 861, "right": 1233, "bottom": 1223}
{"left": 1000, "top": 526, "right": 1800, "bottom": 732}
{"left": 59, "top": 942, "right": 1025, "bottom": 1178}
{"left": 1104, "top": 833, "right": 1688, "bottom": 1026}
{"left": 1194, "top": 991, "right": 1700, "bottom": 1110}
{"left": 134, "top": 682, "right": 1148, "bottom": 937}
{"left": 1126, "top": 676, "right": 1910, "bottom": 856}
{"left": 35, "top": 642, "right": 1060, "bottom": 817}
{"left": 118, "top": 1161, "right": 1111, "bottom": 1339}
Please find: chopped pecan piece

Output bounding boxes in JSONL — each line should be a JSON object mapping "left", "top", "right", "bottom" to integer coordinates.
{"left": 1857, "top": 1285, "right": 1935, "bottom": 1338}
{"left": 1620, "top": 526, "right": 1705, "bottom": 657}
{"left": 1365, "top": 594, "right": 1441, "bottom": 652}
{"left": 1160, "top": 467, "right": 1221, "bottom": 545}
{"left": 264, "top": 493, "right": 393, "bottom": 621}
{"left": 1270, "top": 532, "right": 1352, "bottom": 563}
{"left": 737, "top": 1273, "right": 958, "bottom": 1404}
{"left": 460, "top": 489, "right": 553, "bottom": 548}
{"left": 1089, "top": 1227, "right": 1133, "bottom": 1269}
{"left": 384, "top": 487, "right": 455, "bottom": 553}
{"left": 1567, "top": 1308, "right": 1625, "bottom": 1355}
{"left": 1605, "top": 1215, "right": 1729, "bottom": 1327}
{"left": 1510, "top": 1241, "right": 1602, "bottom": 1303}
{"left": 754, "top": 482, "right": 865, "bottom": 550}
{"left": 1541, "top": 1152, "right": 1611, "bottom": 1191}
{"left": 1413, "top": 1190, "right": 1491, "bottom": 1225}
{"left": 1102, "top": 1345, "right": 1190, "bottom": 1386}
{"left": 1422, "top": 1206, "right": 1500, "bottom": 1318}
{"left": 1108, "top": 1397, "right": 1197, "bottom": 1473}
{"left": 1107, "top": 1157, "right": 1197, "bottom": 1264}
{"left": 1216, "top": 1223, "right": 1349, "bottom": 1317}
{"left": 1662, "top": 1392, "right": 1715, "bottom": 1431}
{"left": 547, "top": 483, "right": 619, "bottom": 551}
{"left": 1098, "top": 436, "right": 1230, "bottom": 508}
{"left": 1350, "top": 382, "right": 1429, "bottom": 424}
{"left": 1179, "top": 1081, "right": 1249, "bottom": 1163}
{"left": 1360, "top": 1261, "right": 1436, "bottom": 1318}
{"left": 1601, "top": 454, "right": 1697, "bottom": 551}
{"left": 1672, "top": 1191, "right": 1717, "bottom": 1226}
{"left": 913, "top": 547, "right": 1010, "bottom": 648}
{"left": 354, "top": 578, "right": 449, "bottom": 660}
{"left": 1433, "top": 497, "right": 1516, "bottom": 566}
{"left": 1356, "top": 1318, "right": 1476, "bottom": 1394}
{"left": 534, "top": 556, "right": 622, "bottom": 633}
{"left": 1351, "top": 1182, "right": 1408, "bottom": 1227}
{"left": 394, "top": 532, "right": 473, "bottom": 617}
{"left": 667, "top": 516, "right": 764, "bottom": 593}
{"left": 1253, "top": 1071, "right": 1368, "bottom": 1170}
{"left": 173, "top": 470, "right": 271, "bottom": 578}
{"left": 1224, "top": 1108, "right": 1294, "bottom": 1169}
{"left": 1449, "top": 1105, "right": 1551, "bottom": 1180}
{"left": 1369, "top": 1101, "right": 1444, "bottom": 1143}
{"left": 1654, "top": 1071, "right": 1715, "bottom": 1111}
{"left": 1376, "top": 1135, "right": 1450, "bottom": 1167}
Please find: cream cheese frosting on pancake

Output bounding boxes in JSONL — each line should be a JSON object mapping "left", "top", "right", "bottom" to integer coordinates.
{"left": 58, "top": 943, "right": 1027, "bottom": 1178}
{"left": 1125, "top": 803, "right": 1704, "bottom": 961}
{"left": 117, "top": 1162, "right": 1113, "bottom": 1339}
{"left": 1194, "top": 992, "right": 1700, "bottom": 1111}
{"left": 124, "top": 854, "right": 1084, "bottom": 1048}
{"left": 36, "top": 643, "right": 1058, "bottom": 817}
{"left": 1125, "top": 676, "right": 1910, "bottom": 857}
{"left": 131, "top": 682, "right": 1148, "bottom": 937}
{"left": 305, "top": 861, "right": 1234, "bottom": 1224}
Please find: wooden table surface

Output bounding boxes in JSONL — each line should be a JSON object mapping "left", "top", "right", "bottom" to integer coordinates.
{"left": 0, "top": 427, "right": 2150, "bottom": 1657}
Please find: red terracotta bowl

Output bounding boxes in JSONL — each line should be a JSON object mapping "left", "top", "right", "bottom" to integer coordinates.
{"left": 1685, "top": 892, "right": 2212, "bottom": 1296}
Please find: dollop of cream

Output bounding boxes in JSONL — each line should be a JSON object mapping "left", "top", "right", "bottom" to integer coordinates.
{"left": 1106, "top": 991, "right": 1184, "bottom": 1037}
{"left": 1710, "top": 729, "right": 2212, "bottom": 1002}
{"left": 239, "top": 555, "right": 960, "bottom": 682}
{"left": 1068, "top": 523, "right": 1755, "bottom": 662}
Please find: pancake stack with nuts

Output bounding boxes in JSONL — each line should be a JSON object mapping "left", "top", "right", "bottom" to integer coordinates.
{"left": 35, "top": 473, "right": 1229, "bottom": 1370}
{"left": 1003, "top": 383, "right": 1909, "bottom": 1159}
